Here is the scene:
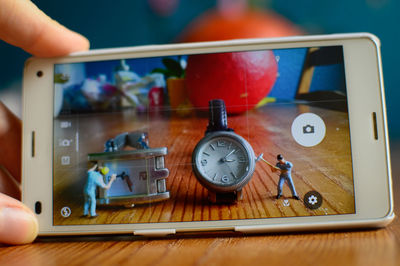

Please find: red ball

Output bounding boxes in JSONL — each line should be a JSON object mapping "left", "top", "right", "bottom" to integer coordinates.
{"left": 179, "top": 9, "right": 302, "bottom": 43}
{"left": 185, "top": 50, "right": 278, "bottom": 114}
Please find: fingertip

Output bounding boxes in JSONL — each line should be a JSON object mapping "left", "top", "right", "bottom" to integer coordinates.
{"left": 0, "top": 207, "right": 38, "bottom": 245}
{"left": 29, "top": 23, "right": 90, "bottom": 57}
{"left": 0, "top": 193, "right": 38, "bottom": 245}
{"left": 0, "top": 0, "right": 90, "bottom": 58}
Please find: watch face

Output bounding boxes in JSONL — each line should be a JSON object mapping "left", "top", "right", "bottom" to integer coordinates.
{"left": 193, "top": 132, "right": 255, "bottom": 192}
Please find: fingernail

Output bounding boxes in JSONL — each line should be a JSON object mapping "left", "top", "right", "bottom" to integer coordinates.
{"left": 0, "top": 207, "right": 38, "bottom": 245}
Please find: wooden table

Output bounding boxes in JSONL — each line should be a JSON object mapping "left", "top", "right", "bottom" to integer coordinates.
{"left": 53, "top": 104, "right": 354, "bottom": 225}
{"left": 1, "top": 109, "right": 399, "bottom": 266}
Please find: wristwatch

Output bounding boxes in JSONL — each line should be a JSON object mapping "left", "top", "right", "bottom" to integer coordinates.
{"left": 192, "top": 99, "right": 257, "bottom": 203}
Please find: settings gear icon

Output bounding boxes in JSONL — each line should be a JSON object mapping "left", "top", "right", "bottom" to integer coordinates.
{"left": 304, "top": 191, "right": 323, "bottom": 210}
{"left": 308, "top": 195, "right": 318, "bottom": 205}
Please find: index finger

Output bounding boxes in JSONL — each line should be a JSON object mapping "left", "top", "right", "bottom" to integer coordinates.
{"left": 0, "top": 0, "right": 89, "bottom": 57}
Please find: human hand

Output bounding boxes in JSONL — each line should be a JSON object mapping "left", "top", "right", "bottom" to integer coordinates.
{"left": 0, "top": 102, "right": 37, "bottom": 245}
{"left": 0, "top": 0, "right": 89, "bottom": 57}
{"left": 0, "top": 0, "right": 89, "bottom": 245}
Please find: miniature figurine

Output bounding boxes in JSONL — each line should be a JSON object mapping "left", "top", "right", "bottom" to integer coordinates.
{"left": 136, "top": 133, "right": 149, "bottom": 149}
{"left": 83, "top": 164, "right": 116, "bottom": 217}
{"left": 104, "top": 131, "right": 149, "bottom": 152}
{"left": 260, "top": 154, "right": 300, "bottom": 200}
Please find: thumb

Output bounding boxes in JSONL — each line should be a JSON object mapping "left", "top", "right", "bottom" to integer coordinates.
{"left": 0, "top": 193, "right": 38, "bottom": 245}
{"left": 0, "top": 0, "right": 89, "bottom": 57}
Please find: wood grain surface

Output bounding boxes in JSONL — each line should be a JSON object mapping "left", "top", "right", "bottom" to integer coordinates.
{"left": 53, "top": 104, "right": 354, "bottom": 225}
{"left": 0, "top": 112, "right": 399, "bottom": 266}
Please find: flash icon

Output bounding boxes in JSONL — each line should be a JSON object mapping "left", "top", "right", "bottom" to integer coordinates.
{"left": 61, "top": 207, "right": 71, "bottom": 218}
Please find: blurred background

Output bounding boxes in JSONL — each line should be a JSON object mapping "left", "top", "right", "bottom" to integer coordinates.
{"left": 0, "top": 0, "right": 399, "bottom": 138}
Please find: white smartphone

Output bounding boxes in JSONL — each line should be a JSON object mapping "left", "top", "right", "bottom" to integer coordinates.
{"left": 22, "top": 33, "right": 394, "bottom": 236}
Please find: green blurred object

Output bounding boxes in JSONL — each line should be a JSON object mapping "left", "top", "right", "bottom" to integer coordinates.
{"left": 151, "top": 57, "right": 185, "bottom": 79}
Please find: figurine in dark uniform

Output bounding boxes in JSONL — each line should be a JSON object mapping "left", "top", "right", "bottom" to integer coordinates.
{"left": 272, "top": 154, "right": 300, "bottom": 200}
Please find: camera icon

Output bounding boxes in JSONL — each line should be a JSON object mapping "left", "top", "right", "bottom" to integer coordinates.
{"left": 302, "top": 124, "right": 315, "bottom": 134}
{"left": 292, "top": 113, "right": 326, "bottom": 147}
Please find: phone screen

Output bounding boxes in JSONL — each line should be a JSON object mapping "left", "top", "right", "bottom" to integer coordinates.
{"left": 52, "top": 45, "right": 354, "bottom": 225}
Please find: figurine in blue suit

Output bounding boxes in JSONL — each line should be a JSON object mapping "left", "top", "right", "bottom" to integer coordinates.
{"left": 83, "top": 164, "right": 116, "bottom": 217}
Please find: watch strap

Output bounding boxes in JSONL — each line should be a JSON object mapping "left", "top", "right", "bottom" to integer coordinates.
{"left": 206, "top": 99, "right": 233, "bottom": 134}
{"left": 208, "top": 190, "right": 243, "bottom": 203}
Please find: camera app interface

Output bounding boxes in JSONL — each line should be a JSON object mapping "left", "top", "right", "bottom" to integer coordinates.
{"left": 52, "top": 46, "right": 354, "bottom": 225}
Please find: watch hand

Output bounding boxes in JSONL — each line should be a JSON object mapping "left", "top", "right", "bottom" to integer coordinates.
{"left": 220, "top": 149, "right": 236, "bottom": 162}
{"left": 220, "top": 157, "right": 236, "bottom": 163}
{"left": 224, "top": 149, "right": 236, "bottom": 159}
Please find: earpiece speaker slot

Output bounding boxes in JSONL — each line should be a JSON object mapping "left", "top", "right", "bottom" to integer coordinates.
{"left": 31, "top": 131, "right": 35, "bottom": 157}
{"left": 372, "top": 112, "right": 378, "bottom": 140}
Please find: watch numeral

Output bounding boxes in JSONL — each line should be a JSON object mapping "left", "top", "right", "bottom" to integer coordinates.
{"left": 203, "top": 152, "right": 210, "bottom": 156}
{"left": 217, "top": 141, "right": 225, "bottom": 147}
{"left": 228, "top": 142, "right": 232, "bottom": 150}
{"left": 221, "top": 175, "right": 229, "bottom": 183}
{"left": 201, "top": 159, "right": 207, "bottom": 166}
{"left": 213, "top": 173, "right": 217, "bottom": 181}
{"left": 210, "top": 144, "right": 216, "bottom": 150}
{"left": 230, "top": 172, "right": 237, "bottom": 179}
